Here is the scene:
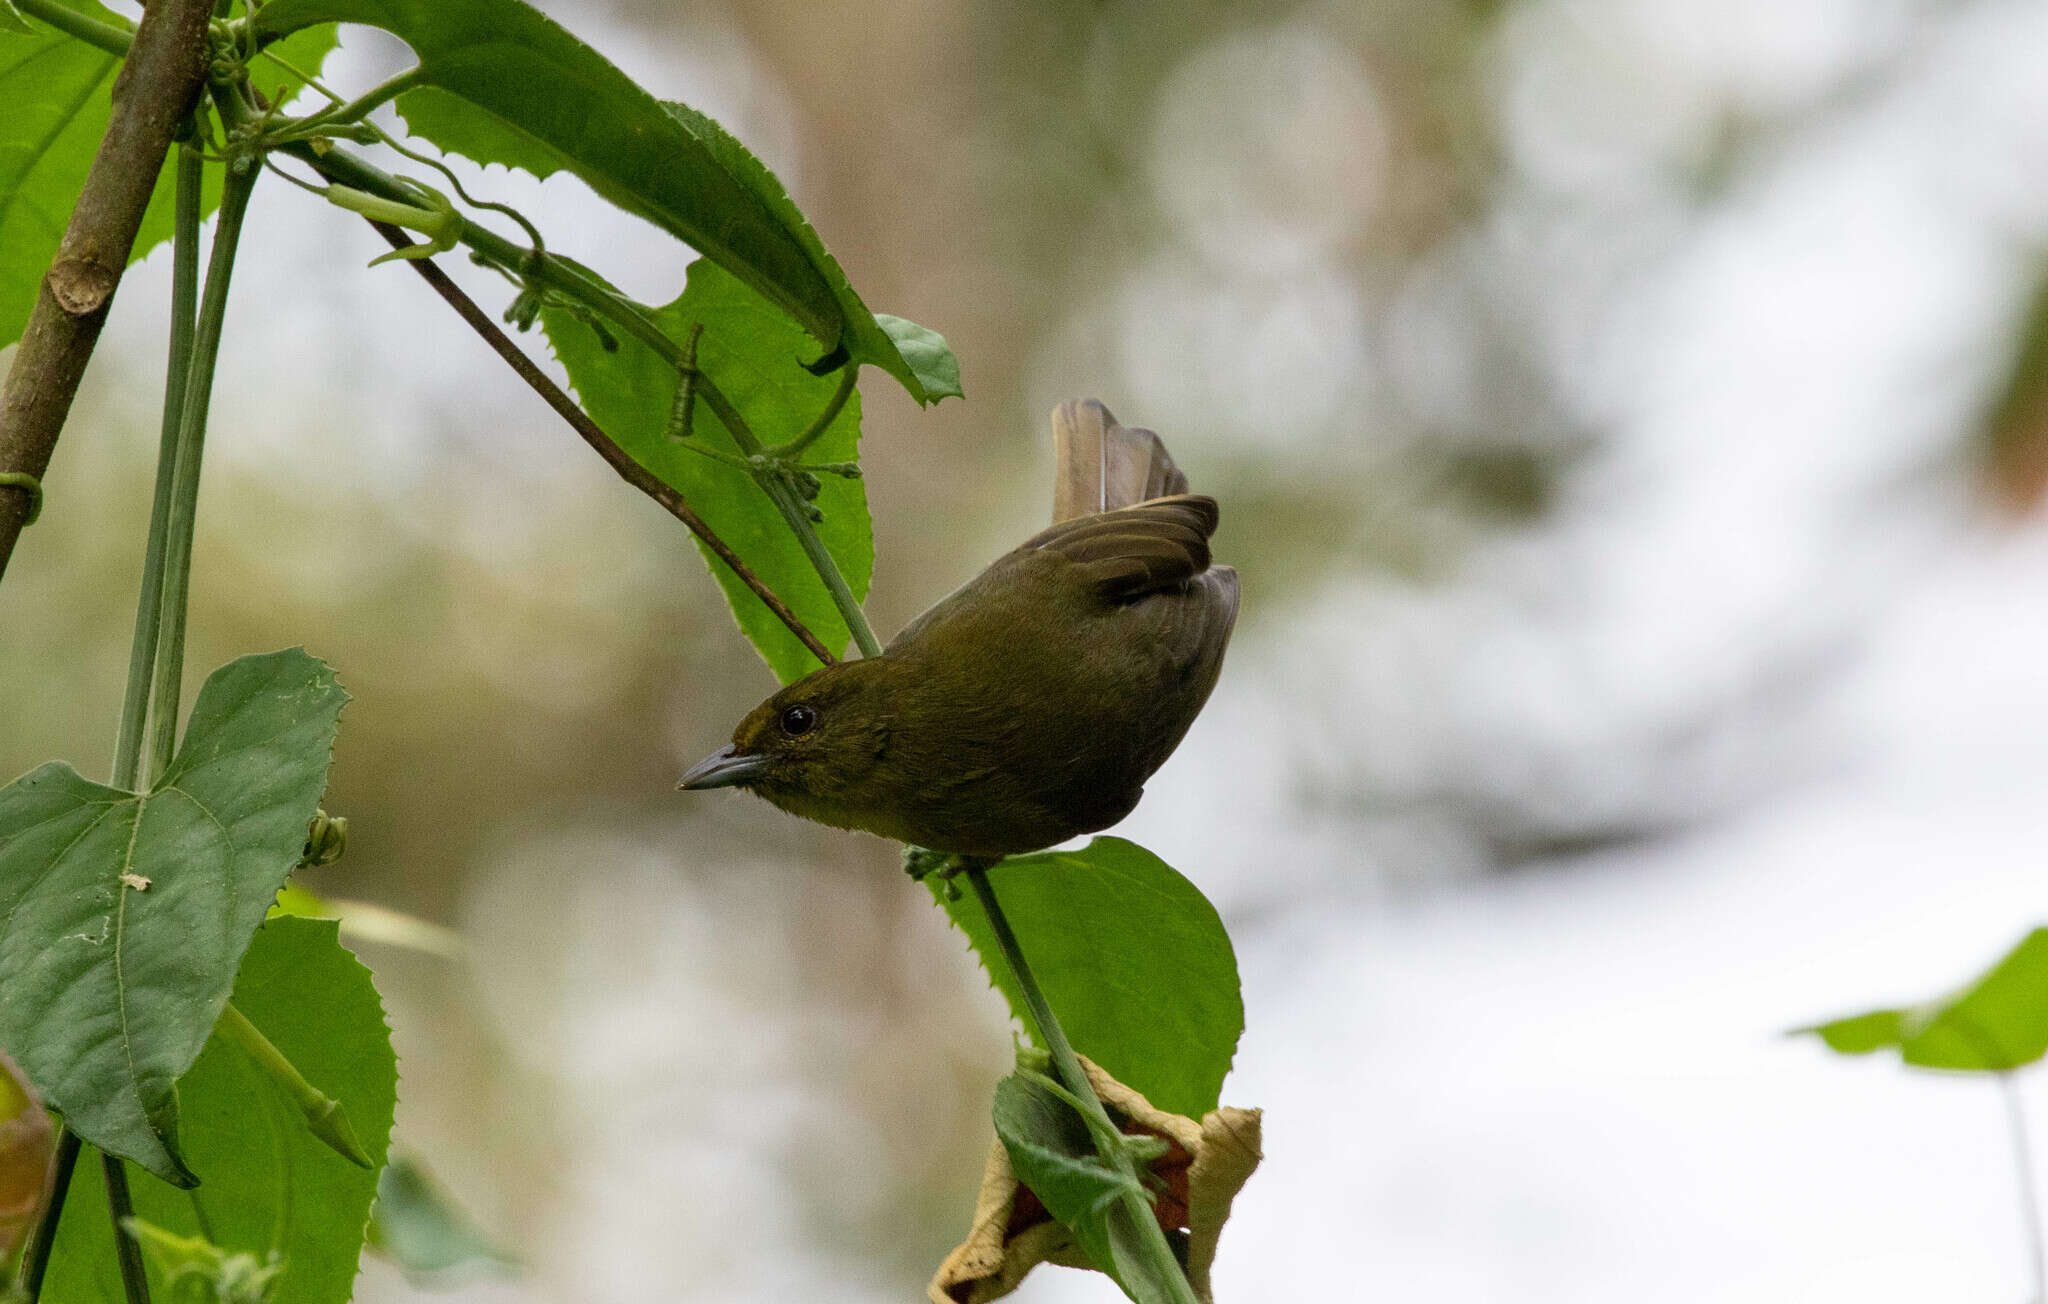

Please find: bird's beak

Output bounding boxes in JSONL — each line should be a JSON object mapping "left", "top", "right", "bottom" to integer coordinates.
{"left": 677, "top": 744, "right": 770, "bottom": 790}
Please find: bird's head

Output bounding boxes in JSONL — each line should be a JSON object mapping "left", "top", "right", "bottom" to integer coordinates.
{"left": 676, "top": 659, "right": 896, "bottom": 815}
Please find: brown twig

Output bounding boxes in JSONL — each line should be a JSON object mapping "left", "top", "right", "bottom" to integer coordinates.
{"left": 366, "top": 221, "right": 838, "bottom": 667}
{"left": 0, "top": 0, "right": 216, "bottom": 582}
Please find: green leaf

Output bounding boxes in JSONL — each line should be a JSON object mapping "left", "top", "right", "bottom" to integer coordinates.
{"left": 0, "top": 3, "right": 339, "bottom": 346}
{"left": 656, "top": 99, "right": 960, "bottom": 405}
{"left": 0, "top": 649, "right": 348, "bottom": 1184}
{"left": 43, "top": 917, "right": 398, "bottom": 1304}
{"left": 991, "top": 1072, "right": 1183, "bottom": 1304}
{"left": 0, "top": 0, "right": 126, "bottom": 346}
{"left": 542, "top": 258, "right": 872, "bottom": 684}
{"left": 247, "top": 0, "right": 953, "bottom": 401}
{"left": 876, "top": 312, "right": 963, "bottom": 403}
{"left": 0, "top": 0, "right": 34, "bottom": 36}
{"left": 1797, "top": 928, "right": 2048, "bottom": 1071}
{"left": 936, "top": 838, "right": 1242, "bottom": 1120}
{"left": 368, "top": 1153, "right": 518, "bottom": 1284}
{"left": 120, "top": 1219, "right": 286, "bottom": 1304}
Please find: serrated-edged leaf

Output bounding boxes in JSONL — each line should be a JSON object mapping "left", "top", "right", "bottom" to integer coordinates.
{"left": 369, "top": 1152, "right": 518, "bottom": 1283}
{"left": 1796, "top": 928, "right": 2048, "bottom": 1071}
{"left": 936, "top": 838, "right": 1241, "bottom": 1120}
{"left": 0, "top": 649, "right": 348, "bottom": 1184}
{"left": 44, "top": 917, "right": 397, "bottom": 1304}
{"left": 0, "top": 2, "right": 338, "bottom": 346}
{"left": 542, "top": 258, "right": 872, "bottom": 683}
{"left": 247, "top": 0, "right": 853, "bottom": 363}
{"left": 658, "top": 100, "right": 960, "bottom": 404}
{"left": 991, "top": 1073, "right": 1183, "bottom": 1304}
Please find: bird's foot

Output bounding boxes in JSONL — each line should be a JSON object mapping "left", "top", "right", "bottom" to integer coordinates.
{"left": 901, "top": 846, "right": 951, "bottom": 883}
{"left": 902, "top": 849, "right": 998, "bottom": 900}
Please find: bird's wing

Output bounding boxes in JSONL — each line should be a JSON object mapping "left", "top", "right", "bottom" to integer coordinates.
{"left": 1050, "top": 399, "right": 1190, "bottom": 521}
{"left": 1024, "top": 494, "right": 1218, "bottom": 601}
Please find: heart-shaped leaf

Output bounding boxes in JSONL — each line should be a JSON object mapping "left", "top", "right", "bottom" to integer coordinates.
{"left": 0, "top": 650, "right": 347, "bottom": 1184}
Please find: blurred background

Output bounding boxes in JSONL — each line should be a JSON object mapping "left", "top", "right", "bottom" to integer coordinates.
{"left": 7, "top": 0, "right": 2048, "bottom": 1298}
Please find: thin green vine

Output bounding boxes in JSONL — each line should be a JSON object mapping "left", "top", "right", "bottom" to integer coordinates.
{"left": 144, "top": 150, "right": 259, "bottom": 780}
{"left": 101, "top": 1155, "right": 154, "bottom": 1304}
{"left": 111, "top": 140, "right": 203, "bottom": 792}
{"left": 965, "top": 868, "right": 1203, "bottom": 1304}
{"left": 2, "top": 12, "right": 1199, "bottom": 1300}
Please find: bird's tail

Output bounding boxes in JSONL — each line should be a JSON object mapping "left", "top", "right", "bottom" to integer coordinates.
{"left": 1050, "top": 398, "right": 1190, "bottom": 522}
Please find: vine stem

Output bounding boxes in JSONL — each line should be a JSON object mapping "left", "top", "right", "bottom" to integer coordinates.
{"left": 112, "top": 141, "right": 203, "bottom": 791}
{"left": 2004, "top": 1073, "right": 2045, "bottom": 1304}
{"left": 16, "top": 134, "right": 211, "bottom": 1304}
{"left": 685, "top": 375, "right": 881, "bottom": 658}
{"left": 363, "top": 223, "right": 839, "bottom": 668}
{"left": 17, "top": 1129, "right": 80, "bottom": 1302}
{"left": 964, "top": 867, "right": 1202, "bottom": 1304}
{"left": 145, "top": 157, "right": 260, "bottom": 780}
{"left": 101, "top": 1156, "right": 153, "bottom": 1304}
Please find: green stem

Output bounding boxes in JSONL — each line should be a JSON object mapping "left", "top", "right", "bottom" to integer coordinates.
{"left": 111, "top": 143, "right": 203, "bottom": 792}
{"left": 144, "top": 161, "right": 258, "bottom": 781}
{"left": 689, "top": 375, "right": 882, "bottom": 658}
{"left": 217, "top": 1003, "right": 372, "bottom": 1167}
{"left": 17, "top": 1128, "right": 80, "bottom": 1302}
{"left": 300, "top": 65, "right": 420, "bottom": 128}
{"left": 12, "top": 0, "right": 133, "bottom": 55}
{"left": 766, "top": 363, "right": 857, "bottom": 460}
{"left": 963, "top": 866, "right": 1200, "bottom": 1304}
{"left": 101, "top": 1155, "right": 153, "bottom": 1304}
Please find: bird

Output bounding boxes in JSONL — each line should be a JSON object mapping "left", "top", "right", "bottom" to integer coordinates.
{"left": 677, "top": 398, "right": 1239, "bottom": 861}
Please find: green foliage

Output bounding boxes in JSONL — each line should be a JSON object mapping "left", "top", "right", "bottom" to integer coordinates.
{"left": 0, "top": 4, "right": 335, "bottom": 347}
{"left": 0, "top": 0, "right": 125, "bottom": 346}
{"left": 119, "top": 1220, "right": 285, "bottom": 1304}
{"left": 543, "top": 259, "right": 873, "bottom": 683}
{"left": 991, "top": 1072, "right": 1183, "bottom": 1304}
{"left": 249, "top": 0, "right": 955, "bottom": 403}
{"left": 936, "top": 839, "right": 1243, "bottom": 1120}
{"left": 44, "top": 918, "right": 397, "bottom": 1304}
{"left": 875, "top": 313, "right": 964, "bottom": 403}
{"left": 0, "top": 650, "right": 348, "bottom": 1184}
{"left": 368, "top": 1153, "right": 517, "bottom": 1284}
{"left": 1798, "top": 928, "right": 2048, "bottom": 1071}
{"left": 655, "top": 101, "right": 962, "bottom": 404}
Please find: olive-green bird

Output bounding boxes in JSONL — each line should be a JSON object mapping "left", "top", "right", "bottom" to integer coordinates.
{"left": 677, "top": 399, "right": 1239, "bottom": 859}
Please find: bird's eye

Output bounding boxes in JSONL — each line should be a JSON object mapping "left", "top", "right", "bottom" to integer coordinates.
{"left": 778, "top": 704, "right": 819, "bottom": 737}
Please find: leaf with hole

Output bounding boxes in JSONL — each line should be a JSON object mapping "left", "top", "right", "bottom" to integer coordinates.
{"left": 1797, "top": 928, "right": 2048, "bottom": 1071}
{"left": 42, "top": 917, "right": 396, "bottom": 1304}
{"left": 543, "top": 258, "right": 872, "bottom": 683}
{"left": 936, "top": 838, "right": 1243, "bottom": 1119}
{"left": 0, "top": 649, "right": 347, "bottom": 1184}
